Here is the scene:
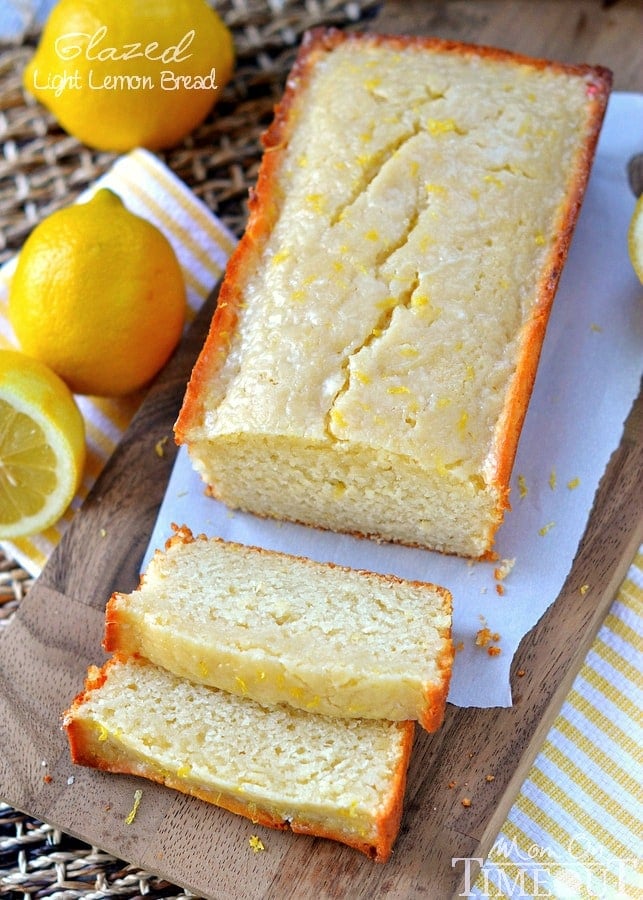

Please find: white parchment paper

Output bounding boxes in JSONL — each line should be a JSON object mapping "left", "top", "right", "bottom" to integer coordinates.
{"left": 144, "top": 93, "right": 643, "bottom": 708}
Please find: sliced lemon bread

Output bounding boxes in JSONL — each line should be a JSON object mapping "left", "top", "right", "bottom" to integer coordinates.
{"left": 104, "top": 526, "right": 453, "bottom": 731}
{"left": 64, "top": 655, "right": 413, "bottom": 861}
{"left": 175, "top": 29, "right": 611, "bottom": 558}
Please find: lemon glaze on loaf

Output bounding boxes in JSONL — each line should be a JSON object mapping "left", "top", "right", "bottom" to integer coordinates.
{"left": 175, "top": 29, "right": 612, "bottom": 557}
{"left": 64, "top": 655, "right": 414, "bottom": 862}
{"left": 104, "top": 525, "right": 453, "bottom": 730}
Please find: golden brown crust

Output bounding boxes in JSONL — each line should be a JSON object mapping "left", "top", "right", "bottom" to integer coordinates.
{"left": 491, "top": 58, "right": 611, "bottom": 500}
{"left": 309, "top": 27, "right": 612, "bottom": 84}
{"left": 173, "top": 284, "right": 239, "bottom": 441}
{"left": 419, "top": 597, "right": 455, "bottom": 733}
{"left": 64, "top": 657, "right": 413, "bottom": 862}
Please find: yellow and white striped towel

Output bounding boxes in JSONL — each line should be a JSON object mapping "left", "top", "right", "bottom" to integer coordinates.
{"left": 471, "top": 548, "right": 643, "bottom": 899}
{"left": 0, "top": 148, "right": 236, "bottom": 575}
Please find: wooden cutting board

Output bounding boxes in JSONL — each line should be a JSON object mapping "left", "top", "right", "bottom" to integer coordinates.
{"left": 0, "top": 283, "right": 641, "bottom": 899}
{"left": 2, "top": 7, "right": 643, "bottom": 895}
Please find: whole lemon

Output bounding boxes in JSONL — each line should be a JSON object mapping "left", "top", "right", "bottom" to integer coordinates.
{"left": 23, "top": 0, "right": 235, "bottom": 152}
{"left": 9, "top": 189, "right": 186, "bottom": 397}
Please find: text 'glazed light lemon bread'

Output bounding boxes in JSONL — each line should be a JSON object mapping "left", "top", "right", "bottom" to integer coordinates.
{"left": 104, "top": 525, "right": 453, "bottom": 731}
{"left": 64, "top": 656, "right": 413, "bottom": 862}
{"left": 175, "top": 29, "right": 611, "bottom": 558}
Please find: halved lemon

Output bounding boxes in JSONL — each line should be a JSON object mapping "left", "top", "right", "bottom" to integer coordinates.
{"left": 0, "top": 350, "right": 85, "bottom": 539}
{"left": 628, "top": 193, "right": 643, "bottom": 285}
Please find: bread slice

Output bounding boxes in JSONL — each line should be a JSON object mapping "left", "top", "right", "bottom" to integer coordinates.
{"left": 104, "top": 525, "right": 453, "bottom": 731}
{"left": 175, "top": 29, "right": 611, "bottom": 558}
{"left": 64, "top": 655, "right": 414, "bottom": 861}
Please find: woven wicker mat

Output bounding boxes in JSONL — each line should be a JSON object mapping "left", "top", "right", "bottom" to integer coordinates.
{"left": 0, "top": 2, "right": 380, "bottom": 896}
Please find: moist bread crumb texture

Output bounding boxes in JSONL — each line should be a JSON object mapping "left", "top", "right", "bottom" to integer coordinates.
{"left": 104, "top": 526, "right": 454, "bottom": 729}
{"left": 64, "top": 655, "right": 413, "bottom": 861}
{"left": 176, "top": 30, "right": 611, "bottom": 557}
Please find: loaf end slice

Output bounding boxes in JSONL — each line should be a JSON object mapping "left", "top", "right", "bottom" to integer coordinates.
{"left": 105, "top": 525, "right": 453, "bottom": 731}
{"left": 64, "top": 655, "right": 414, "bottom": 862}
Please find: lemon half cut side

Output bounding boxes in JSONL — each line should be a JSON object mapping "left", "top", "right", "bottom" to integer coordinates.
{"left": 0, "top": 351, "right": 86, "bottom": 539}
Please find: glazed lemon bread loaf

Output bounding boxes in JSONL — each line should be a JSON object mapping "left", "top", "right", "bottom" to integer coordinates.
{"left": 104, "top": 526, "right": 453, "bottom": 731}
{"left": 64, "top": 655, "right": 413, "bottom": 861}
{"left": 175, "top": 29, "right": 611, "bottom": 557}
